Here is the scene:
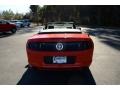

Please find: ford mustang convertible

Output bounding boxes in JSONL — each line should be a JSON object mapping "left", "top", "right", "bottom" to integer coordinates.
{"left": 26, "top": 23, "right": 94, "bottom": 70}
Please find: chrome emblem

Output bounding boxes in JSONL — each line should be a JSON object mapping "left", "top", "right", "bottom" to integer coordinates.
{"left": 56, "top": 43, "right": 63, "bottom": 51}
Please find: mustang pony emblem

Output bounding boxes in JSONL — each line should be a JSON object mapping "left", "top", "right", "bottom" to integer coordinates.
{"left": 56, "top": 43, "right": 63, "bottom": 51}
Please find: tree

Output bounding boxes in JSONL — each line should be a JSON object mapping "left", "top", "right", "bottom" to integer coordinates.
{"left": 14, "top": 13, "right": 23, "bottom": 20}
{"left": 0, "top": 13, "right": 3, "bottom": 19}
{"left": 28, "top": 5, "right": 120, "bottom": 27}
{"left": 30, "top": 5, "right": 39, "bottom": 25}
{"left": 23, "top": 12, "right": 30, "bottom": 19}
{"left": 2, "top": 9, "right": 14, "bottom": 20}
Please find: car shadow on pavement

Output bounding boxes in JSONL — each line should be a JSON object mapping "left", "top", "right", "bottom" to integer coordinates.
{"left": 86, "top": 28, "right": 120, "bottom": 50}
{"left": 0, "top": 32, "right": 13, "bottom": 38}
{"left": 17, "top": 28, "right": 35, "bottom": 35}
{"left": 17, "top": 67, "right": 96, "bottom": 85}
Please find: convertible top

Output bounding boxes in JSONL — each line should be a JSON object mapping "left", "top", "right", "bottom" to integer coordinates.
{"left": 44, "top": 22, "right": 76, "bottom": 29}
{"left": 39, "top": 29, "right": 82, "bottom": 34}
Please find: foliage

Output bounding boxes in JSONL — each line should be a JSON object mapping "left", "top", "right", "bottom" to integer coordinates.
{"left": 1, "top": 9, "right": 14, "bottom": 20}
{"left": 30, "top": 5, "right": 39, "bottom": 24}
{"left": 29, "top": 5, "right": 120, "bottom": 27}
{"left": 0, "top": 9, "right": 28, "bottom": 20}
{"left": 14, "top": 13, "right": 24, "bottom": 20}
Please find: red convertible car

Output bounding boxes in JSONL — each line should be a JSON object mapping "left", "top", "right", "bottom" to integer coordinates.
{"left": 26, "top": 22, "right": 94, "bottom": 70}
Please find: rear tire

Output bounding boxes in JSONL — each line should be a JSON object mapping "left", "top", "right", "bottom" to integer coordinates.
{"left": 11, "top": 28, "right": 16, "bottom": 34}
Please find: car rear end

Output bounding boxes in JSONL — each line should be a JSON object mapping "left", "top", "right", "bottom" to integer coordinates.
{"left": 26, "top": 32, "right": 94, "bottom": 70}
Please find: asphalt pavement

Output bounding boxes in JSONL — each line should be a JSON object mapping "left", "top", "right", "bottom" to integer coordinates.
{"left": 0, "top": 26, "right": 120, "bottom": 85}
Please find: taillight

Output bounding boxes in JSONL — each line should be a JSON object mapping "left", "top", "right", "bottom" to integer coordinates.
{"left": 75, "top": 41, "right": 93, "bottom": 50}
{"left": 27, "top": 42, "right": 41, "bottom": 50}
{"left": 27, "top": 41, "right": 93, "bottom": 51}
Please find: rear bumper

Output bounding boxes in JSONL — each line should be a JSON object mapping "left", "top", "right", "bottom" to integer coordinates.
{"left": 26, "top": 49, "right": 93, "bottom": 70}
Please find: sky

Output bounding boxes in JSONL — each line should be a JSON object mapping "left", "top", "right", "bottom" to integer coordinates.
{"left": 0, "top": 0, "right": 118, "bottom": 15}
{"left": 0, "top": 5, "right": 30, "bottom": 14}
